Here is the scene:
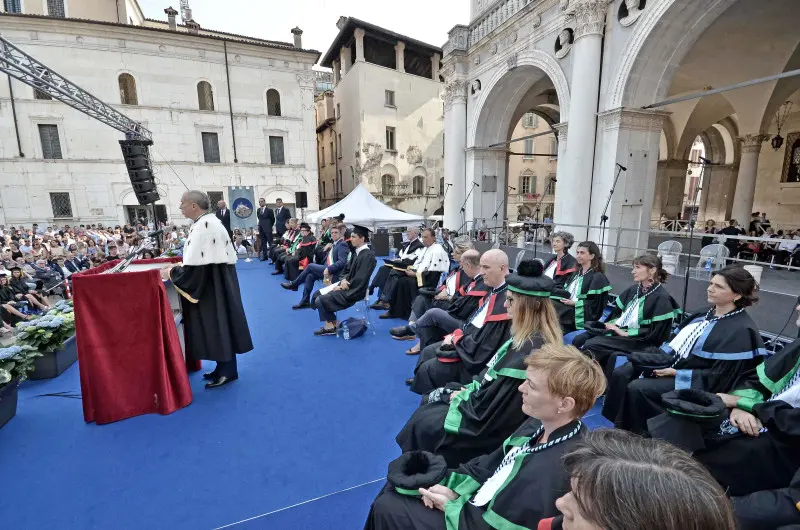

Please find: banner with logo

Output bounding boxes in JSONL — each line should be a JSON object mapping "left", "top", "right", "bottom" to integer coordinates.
{"left": 227, "top": 186, "right": 257, "bottom": 230}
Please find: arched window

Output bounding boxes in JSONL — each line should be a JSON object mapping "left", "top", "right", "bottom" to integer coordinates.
{"left": 197, "top": 81, "right": 214, "bottom": 111}
{"left": 381, "top": 174, "right": 395, "bottom": 196}
{"left": 439, "top": 177, "right": 444, "bottom": 196}
{"left": 413, "top": 176, "right": 424, "bottom": 195}
{"left": 787, "top": 138, "right": 800, "bottom": 183}
{"left": 266, "top": 89, "right": 282, "bottom": 116}
{"left": 118, "top": 73, "right": 138, "bottom": 105}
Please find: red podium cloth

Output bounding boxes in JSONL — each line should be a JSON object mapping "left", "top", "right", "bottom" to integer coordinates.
{"left": 72, "top": 258, "right": 193, "bottom": 424}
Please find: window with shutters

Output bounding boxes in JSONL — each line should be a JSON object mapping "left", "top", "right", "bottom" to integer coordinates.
{"left": 266, "top": 89, "right": 282, "bottom": 116}
{"left": 46, "top": 0, "right": 65, "bottom": 17}
{"left": 320, "top": 145, "right": 325, "bottom": 167}
{"left": 338, "top": 170, "right": 343, "bottom": 194}
{"left": 785, "top": 137, "right": 800, "bottom": 183}
{"left": 4, "top": 0, "right": 22, "bottom": 13}
{"left": 207, "top": 191, "right": 224, "bottom": 207}
{"left": 329, "top": 141, "right": 334, "bottom": 164}
{"left": 201, "top": 132, "right": 221, "bottom": 163}
{"left": 118, "top": 73, "right": 138, "bottom": 105}
{"left": 50, "top": 192, "right": 72, "bottom": 218}
{"left": 521, "top": 174, "right": 531, "bottom": 194}
{"left": 381, "top": 174, "right": 394, "bottom": 195}
{"left": 551, "top": 139, "right": 558, "bottom": 159}
{"left": 197, "top": 81, "right": 214, "bottom": 111}
{"left": 38, "top": 124, "right": 62, "bottom": 159}
{"left": 523, "top": 139, "right": 533, "bottom": 159}
{"left": 385, "top": 127, "right": 396, "bottom": 151}
{"left": 337, "top": 134, "right": 342, "bottom": 158}
{"left": 322, "top": 181, "right": 326, "bottom": 198}
{"left": 34, "top": 89, "right": 52, "bottom": 100}
{"left": 269, "top": 136, "right": 285, "bottom": 165}
{"left": 413, "top": 176, "right": 424, "bottom": 195}
{"left": 523, "top": 113, "right": 537, "bottom": 128}
{"left": 439, "top": 177, "right": 444, "bottom": 196}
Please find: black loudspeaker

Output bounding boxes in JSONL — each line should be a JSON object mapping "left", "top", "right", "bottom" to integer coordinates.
{"left": 120, "top": 139, "right": 159, "bottom": 205}
{"left": 295, "top": 191, "right": 308, "bottom": 208}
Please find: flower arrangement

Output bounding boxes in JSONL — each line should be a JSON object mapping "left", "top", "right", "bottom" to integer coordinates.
{"left": 15, "top": 300, "right": 76, "bottom": 354}
{"left": 0, "top": 345, "right": 41, "bottom": 388}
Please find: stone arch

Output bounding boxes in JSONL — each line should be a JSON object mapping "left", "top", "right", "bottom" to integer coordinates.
{"left": 711, "top": 122, "right": 736, "bottom": 165}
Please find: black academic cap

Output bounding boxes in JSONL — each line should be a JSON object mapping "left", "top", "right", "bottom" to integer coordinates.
{"left": 387, "top": 451, "right": 448, "bottom": 497}
{"left": 299, "top": 222, "right": 311, "bottom": 230}
{"left": 507, "top": 260, "right": 554, "bottom": 297}
{"left": 351, "top": 224, "right": 370, "bottom": 240}
{"left": 7, "top": 265, "right": 21, "bottom": 272}
{"left": 336, "top": 213, "right": 345, "bottom": 220}
{"left": 647, "top": 389, "right": 726, "bottom": 453}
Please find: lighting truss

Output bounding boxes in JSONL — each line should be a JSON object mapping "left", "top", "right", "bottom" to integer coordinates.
{"left": 0, "top": 35, "right": 153, "bottom": 141}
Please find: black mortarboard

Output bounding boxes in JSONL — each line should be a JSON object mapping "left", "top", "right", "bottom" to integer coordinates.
{"left": 647, "top": 389, "right": 726, "bottom": 453}
{"left": 506, "top": 260, "right": 554, "bottom": 297}
{"left": 336, "top": 213, "right": 345, "bottom": 220}
{"left": 387, "top": 451, "right": 448, "bottom": 497}
{"left": 8, "top": 265, "right": 21, "bottom": 272}
{"left": 299, "top": 222, "right": 311, "bottom": 230}
{"left": 351, "top": 224, "right": 370, "bottom": 241}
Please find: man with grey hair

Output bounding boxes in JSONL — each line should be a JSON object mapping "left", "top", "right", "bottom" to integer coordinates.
{"left": 215, "top": 199, "right": 232, "bottom": 241}
{"left": 161, "top": 190, "right": 253, "bottom": 389}
{"left": 370, "top": 226, "right": 425, "bottom": 309}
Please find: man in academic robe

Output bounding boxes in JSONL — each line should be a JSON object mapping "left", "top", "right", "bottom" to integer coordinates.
{"left": 161, "top": 190, "right": 253, "bottom": 389}
{"left": 379, "top": 228, "right": 451, "bottom": 320}
{"left": 314, "top": 218, "right": 332, "bottom": 264}
{"left": 370, "top": 227, "right": 424, "bottom": 303}
{"left": 313, "top": 225, "right": 377, "bottom": 336}
{"left": 281, "top": 224, "right": 349, "bottom": 309}
{"left": 256, "top": 198, "right": 275, "bottom": 260}
{"left": 407, "top": 249, "right": 512, "bottom": 395}
{"left": 270, "top": 219, "right": 300, "bottom": 272}
{"left": 215, "top": 200, "right": 233, "bottom": 241}
{"left": 282, "top": 223, "right": 316, "bottom": 281}
{"left": 274, "top": 198, "right": 292, "bottom": 238}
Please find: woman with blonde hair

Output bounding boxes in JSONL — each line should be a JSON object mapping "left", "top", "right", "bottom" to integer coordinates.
{"left": 396, "top": 260, "right": 564, "bottom": 467}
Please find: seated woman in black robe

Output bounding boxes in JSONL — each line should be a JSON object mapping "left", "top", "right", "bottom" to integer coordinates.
{"left": 551, "top": 241, "right": 611, "bottom": 337}
{"left": 9, "top": 266, "right": 50, "bottom": 312}
{"left": 396, "top": 260, "right": 564, "bottom": 467}
{"left": 542, "top": 231, "right": 578, "bottom": 290}
{"left": 0, "top": 274, "right": 30, "bottom": 326}
{"left": 602, "top": 265, "right": 766, "bottom": 434}
{"left": 572, "top": 254, "right": 680, "bottom": 379}
{"left": 364, "top": 343, "right": 606, "bottom": 530}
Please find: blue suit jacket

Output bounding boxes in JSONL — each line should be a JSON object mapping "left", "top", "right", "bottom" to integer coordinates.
{"left": 326, "top": 240, "right": 351, "bottom": 278}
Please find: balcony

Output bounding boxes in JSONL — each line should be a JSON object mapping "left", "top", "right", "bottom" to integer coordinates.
{"left": 468, "top": 0, "right": 538, "bottom": 48}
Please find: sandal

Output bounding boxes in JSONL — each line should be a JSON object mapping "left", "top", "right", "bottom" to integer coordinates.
{"left": 405, "top": 347, "right": 420, "bottom": 356}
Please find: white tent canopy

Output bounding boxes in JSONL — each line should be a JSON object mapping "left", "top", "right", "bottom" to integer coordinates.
{"left": 306, "top": 184, "right": 424, "bottom": 229}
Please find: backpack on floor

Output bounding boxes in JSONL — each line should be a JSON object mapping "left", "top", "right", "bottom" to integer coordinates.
{"left": 338, "top": 317, "right": 368, "bottom": 340}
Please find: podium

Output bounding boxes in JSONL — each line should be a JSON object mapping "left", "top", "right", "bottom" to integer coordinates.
{"left": 72, "top": 258, "right": 193, "bottom": 425}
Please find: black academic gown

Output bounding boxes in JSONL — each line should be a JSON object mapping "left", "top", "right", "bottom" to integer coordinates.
{"left": 573, "top": 283, "right": 680, "bottom": 377}
{"left": 542, "top": 253, "right": 578, "bottom": 290}
{"left": 284, "top": 234, "right": 316, "bottom": 281}
{"left": 389, "top": 270, "right": 443, "bottom": 320}
{"left": 603, "top": 308, "right": 766, "bottom": 434}
{"left": 412, "top": 287, "right": 512, "bottom": 394}
{"left": 551, "top": 269, "right": 611, "bottom": 333}
{"left": 370, "top": 239, "right": 424, "bottom": 294}
{"left": 0, "top": 285, "right": 22, "bottom": 324}
{"left": 365, "top": 419, "right": 585, "bottom": 530}
{"left": 317, "top": 247, "right": 377, "bottom": 317}
{"left": 411, "top": 269, "right": 471, "bottom": 319}
{"left": 397, "top": 336, "right": 542, "bottom": 467}
{"left": 733, "top": 468, "right": 800, "bottom": 530}
{"left": 416, "top": 276, "right": 487, "bottom": 350}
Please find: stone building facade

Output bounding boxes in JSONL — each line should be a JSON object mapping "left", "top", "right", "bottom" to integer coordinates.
{"left": 0, "top": 1, "right": 320, "bottom": 226}
{"left": 505, "top": 112, "right": 558, "bottom": 221}
{"left": 318, "top": 17, "right": 445, "bottom": 218}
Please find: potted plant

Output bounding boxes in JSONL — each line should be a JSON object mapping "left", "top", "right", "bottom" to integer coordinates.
{"left": 16, "top": 300, "right": 78, "bottom": 380}
{"left": 0, "top": 344, "right": 41, "bottom": 428}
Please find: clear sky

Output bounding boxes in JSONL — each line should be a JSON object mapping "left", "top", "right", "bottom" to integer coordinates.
{"left": 138, "top": 0, "right": 470, "bottom": 61}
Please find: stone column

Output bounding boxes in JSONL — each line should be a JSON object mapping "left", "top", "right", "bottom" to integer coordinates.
{"left": 332, "top": 60, "right": 341, "bottom": 85}
{"left": 731, "top": 134, "right": 767, "bottom": 224}
{"left": 431, "top": 53, "right": 441, "bottom": 80}
{"left": 395, "top": 41, "right": 406, "bottom": 73}
{"left": 354, "top": 28, "right": 366, "bottom": 63}
{"left": 340, "top": 46, "right": 352, "bottom": 75}
{"left": 701, "top": 163, "right": 737, "bottom": 223}
{"left": 555, "top": 0, "right": 608, "bottom": 241}
{"left": 652, "top": 160, "right": 690, "bottom": 220}
{"left": 444, "top": 79, "right": 469, "bottom": 230}
{"left": 552, "top": 122, "right": 568, "bottom": 189}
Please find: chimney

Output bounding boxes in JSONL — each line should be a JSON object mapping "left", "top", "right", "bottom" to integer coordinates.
{"left": 164, "top": 7, "right": 178, "bottom": 31}
{"left": 185, "top": 19, "right": 200, "bottom": 34}
{"left": 291, "top": 27, "right": 303, "bottom": 48}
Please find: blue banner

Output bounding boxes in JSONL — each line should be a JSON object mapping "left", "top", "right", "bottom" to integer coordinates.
{"left": 227, "top": 186, "right": 257, "bottom": 230}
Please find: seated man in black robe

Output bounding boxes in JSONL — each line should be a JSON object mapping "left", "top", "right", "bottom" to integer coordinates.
{"left": 313, "top": 225, "right": 377, "bottom": 336}
{"left": 364, "top": 344, "right": 606, "bottom": 530}
{"left": 313, "top": 218, "right": 333, "bottom": 264}
{"left": 283, "top": 223, "right": 316, "bottom": 281}
{"left": 370, "top": 227, "right": 424, "bottom": 305}
{"left": 407, "top": 249, "right": 512, "bottom": 395}
{"left": 407, "top": 241, "right": 475, "bottom": 323}
{"left": 269, "top": 219, "right": 298, "bottom": 265}
{"left": 397, "top": 260, "right": 564, "bottom": 467}
{"left": 272, "top": 220, "right": 303, "bottom": 275}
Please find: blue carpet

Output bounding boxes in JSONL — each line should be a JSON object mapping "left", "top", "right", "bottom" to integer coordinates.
{"left": 0, "top": 261, "right": 614, "bottom": 529}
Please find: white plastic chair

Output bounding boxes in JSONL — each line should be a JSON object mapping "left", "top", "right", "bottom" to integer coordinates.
{"left": 657, "top": 240, "right": 682, "bottom": 276}
{"left": 690, "top": 244, "right": 729, "bottom": 280}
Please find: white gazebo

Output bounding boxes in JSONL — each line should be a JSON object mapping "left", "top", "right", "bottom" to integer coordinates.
{"left": 307, "top": 184, "right": 424, "bottom": 229}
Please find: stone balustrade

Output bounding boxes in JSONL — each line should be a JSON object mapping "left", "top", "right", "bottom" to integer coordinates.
{"left": 469, "top": 0, "right": 537, "bottom": 47}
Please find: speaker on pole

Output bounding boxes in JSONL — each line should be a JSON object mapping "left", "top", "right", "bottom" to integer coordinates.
{"left": 119, "top": 139, "right": 159, "bottom": 205}
{"left": 295, "top": 191, "right": 308, "bottom": 208}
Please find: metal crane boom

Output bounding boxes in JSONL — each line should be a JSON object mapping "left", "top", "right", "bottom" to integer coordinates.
{"left": 0, "top": 35, "right": 153, "bottom": 141}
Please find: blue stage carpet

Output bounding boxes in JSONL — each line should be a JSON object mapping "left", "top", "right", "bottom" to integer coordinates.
{"left": 0, "top": 261, "right": 612, "bottom": 529}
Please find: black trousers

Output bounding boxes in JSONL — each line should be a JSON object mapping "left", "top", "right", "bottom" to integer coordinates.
{"left": 258, "top": 227, "right": 273, "bottom": 259}
{"left": 212, "top": 355, "right": 238, "bottom": 378}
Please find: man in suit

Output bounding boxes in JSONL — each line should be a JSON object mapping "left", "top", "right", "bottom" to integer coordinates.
{"left": 216, "top": 200, "right": 233, "bottom": 241}
{"left": 256, "top": 198, "right": 275, "bottom": 261}
{"left": 64, "top": 251, "right": 88, "bottom": 274}
{"left": 274, "top": 198, "right": 292, "bottom": 238}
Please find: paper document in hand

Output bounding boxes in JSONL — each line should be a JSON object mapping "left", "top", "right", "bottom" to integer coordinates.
{"left": 319, "top": 281, "right": 341, "bottom": 296}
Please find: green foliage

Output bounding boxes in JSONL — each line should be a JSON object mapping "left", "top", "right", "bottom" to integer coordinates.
{"left": 15, "top": 301, "right": 76, "bottom": 355}
{"left": 0, "top": 344, "right": 41, "bottom": 389}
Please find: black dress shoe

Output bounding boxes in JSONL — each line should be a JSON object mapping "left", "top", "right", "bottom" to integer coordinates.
{"left": 293, "top": 302, "right": 312, "bottom": 310}
{"left": 202, "top": 371, "right": 217, "bottom": 381}
{"left": 390, "top": 325, "right": 414, "bottom": 339}
{"left": 379, "top": 312, "right": 394, "bottom": 320}
{"left": 205, "top": 375, "right": 238, "bottom": 389}
{"left": 405, "top": 378, "right": 414, "bottom": 386}
{"left": 271, "top": 270, "right": 283, "bottom": 275}
{"left": 314, "top": 326, "right": 337, "bottom": 336}
{"left": 281, "top": 282, "right": 298, "bottom": 291}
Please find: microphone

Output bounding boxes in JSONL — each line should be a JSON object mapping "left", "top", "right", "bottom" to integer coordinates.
{"left": 147, "top": 228, "right": 165, "bottom": 239}
{"left": 616, "top": 163, "right": 628, "bottom": 172}
{"left": 446, "top": 183, "right": 453, "bottom": 187}
{"left": 474, "top": 182, "right": 480, "bottom": 187}
{"left": 698, "top": 156, "right": 719, "bottom": 165}
{"left": 549, "top": 177, "right": 557, "bottom": 182}
{"left": 508, "top": 186, "right": 516, "bottom": 191}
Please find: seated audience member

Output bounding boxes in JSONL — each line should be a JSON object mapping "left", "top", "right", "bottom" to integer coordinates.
{"left": 0, "top": 274, "right": 30, "bottom": 324}
{"left": 551, "top": 241, "right": 611, "bottom": 336}
{"left": 106, "top": 244, "right": 121, "bottom": 261}
{"left": 701, "top": 219, "right": 719, "bottom": 248}
{"left": 775, "top": 229, "right": 800, "bottom": 266}
{"left": 9, "top": 266, "right": 48, "bottom": 311}
{"left": 64, "top": 251, "right": 88, "bottom": 273}
{"left": 572, "top": 255, "right": 680, "bottom": 379}
{"left": 313, "top": 218, "right": 333, "bottom": 264}
{"left": 407, "top": 249, "right": 512, "bottom": 395}
{"left": 396, "top": 260, "right": 563, "bottom": 467}
{"left": 391, "top": 249, "right": 483, "bottom": 355}
{"left": 363, "top": 344, "right": 606, "bottom": 530}
{"left": 272, "top": 220, "right": 302, "bottom": 275}
{"left": 379, "top": 228, "right": 450, "bottom": 320}
{"left": 539, "top": 429, "right": 736, "bottom": 530}
{"left": 313, "top": 225, "right": 377, "bottom": 336}
{"left": 602, "top": 265, "right": 765, "bottom": 434}
{"left": 542, "top": 231, "right": 578, "bottom": 289}
{"left": 282, "top": 224, "right": 349, "bottom": 310}
{"left": 269, "top": 219, "right": 298, "bottom": 264}
{"left": 718, "top": 219, "right": 745, "bottom": 259}
{"left": 408, "top": 240, "right": 474, "bottom": 323}
{"left": 52, "top": 257, "right": 72, "bottom": 281}
{"left": 370, "top": 227, "right": 424, "bottom": 302}
{"left": 283, "top": 223, "right": 317, "bottom": 281}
